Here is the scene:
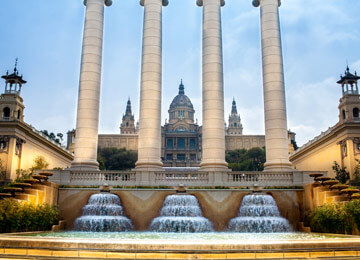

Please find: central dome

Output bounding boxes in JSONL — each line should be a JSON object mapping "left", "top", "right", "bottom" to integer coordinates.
{"left": 170, "top": 80, "right": 194, "bottom": 109}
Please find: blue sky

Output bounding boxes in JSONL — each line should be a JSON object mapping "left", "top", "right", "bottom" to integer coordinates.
{"left": 0, "top": 0, "right": 359, "bottom": 146}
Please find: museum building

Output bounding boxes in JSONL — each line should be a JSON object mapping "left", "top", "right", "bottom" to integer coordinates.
{"left": 67, "top": 80, "right": 296, "bottom": 167}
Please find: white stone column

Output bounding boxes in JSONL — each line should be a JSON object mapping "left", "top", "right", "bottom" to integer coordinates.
{"left": 197, "top": 0, "right": 227, "bottom": 170}
{"left": 253, "top": 0, "right": 292, "bottom": 171}
{"left": 71, "top": 0, "right": 112, "bottom": 170}
{"left": 135, "top": 0, "right": 168, "bottom": 169}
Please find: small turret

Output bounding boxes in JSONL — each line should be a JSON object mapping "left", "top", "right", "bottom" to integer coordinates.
{"left": 0, "top": 59, "right": 26, "bottom": 122}
{"left": 337, "top": 66, "right": 360, "bottom": 96}
{"left": 337, "top": 66, "right": 360, "bottom": 124}
{"left": 1, "top": 59, "right": 26, "bottom": 95}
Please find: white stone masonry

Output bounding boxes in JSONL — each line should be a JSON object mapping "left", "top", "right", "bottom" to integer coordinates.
{"left": 136, "top": 0, "right": 168, "bottom": 169}
{"left": 253, "top": 0, "right": 292, "bottom": 171}
{"left": 197, "top": 0, "right": 227, "bottom": 170}
{"left": 72, "top": 0, "right": 111, "bottom": 170}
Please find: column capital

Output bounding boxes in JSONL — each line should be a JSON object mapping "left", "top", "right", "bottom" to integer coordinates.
{"left": 83, "top": 0, "right": 113, "bottom": 6}
{"left": 197, "top": 0, "right": 225, "bottom": 7}
{"left": 140, "top": 0, "right": 169, "bottom": 7}
{"left": 252, "top": 0, "right": 281, "bottom": 7}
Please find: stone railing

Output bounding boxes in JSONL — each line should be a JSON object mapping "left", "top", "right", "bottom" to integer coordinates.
{"left": 48, "top": 169, "right": 324, "bottom": 187}
{"left": 154, "top": 172, "right": 209, "bottom": 185}
{"left": 229, "top": 171, "right": 294, "bottom": 186}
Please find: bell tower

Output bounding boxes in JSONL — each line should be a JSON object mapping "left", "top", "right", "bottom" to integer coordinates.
{"left": 227, "top": 98, "right": 243, "bottom": 135}
{"left": 337, "top": 66, "right": 360, "bottom": 124}
{"left": 0, "top": 59, "right": 26, "bottom": 122}
{"left": 120, "top": 98, "right": 136, "bottom": 134}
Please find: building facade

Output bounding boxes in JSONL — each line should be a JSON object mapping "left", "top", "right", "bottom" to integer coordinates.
{"left": 290, "top": 67, "right": 360, "bottom": 178}
{"left": 89, "top": 81, "right": 272, "bottom": 167}
{"left": 0, "top": 63, "right": 73, "bottom": 182}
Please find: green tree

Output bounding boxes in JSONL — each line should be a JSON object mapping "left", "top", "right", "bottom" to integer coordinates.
{"left": 226, "top": 147, "right": 265, "bottom": 171}
{"left": 97, "top": 148, "right": 137, "bottom": 170}
{"left": 30, "top": 156, "right": 49, "bottom": 173}
{"left": 332, "top": 161, "right": 350, "bottom": 184}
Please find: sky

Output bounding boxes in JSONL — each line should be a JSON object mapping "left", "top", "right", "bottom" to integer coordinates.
{"left": 0, "top": 0, "right": 359, "bottom": 147}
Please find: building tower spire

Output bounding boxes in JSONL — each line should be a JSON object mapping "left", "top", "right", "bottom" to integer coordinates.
{"left": 231, "top": 97, "right": 237, "bottom": 114}
{"left": 120, "top": 98, "right": 136, "bottom": 134}
{"left": 179, "top": 79, "right": 185, "bottom": 95}
{"left": 227, "top": 98, "right": 243, "bottom": 135}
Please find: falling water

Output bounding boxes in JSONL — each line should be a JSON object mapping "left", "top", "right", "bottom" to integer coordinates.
{"left": 150, "top": 194, "right": 213, "bottom": 232}
{"left": 228, "top": 194, "right": 292, "bottom": 233}
{"left": 74, "top": 193, "right": 133, "bottom": 232}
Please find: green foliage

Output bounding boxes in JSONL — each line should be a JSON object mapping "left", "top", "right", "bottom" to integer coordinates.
{"left": 97, "top": 148, "right": 137, "bottom": 171}
{"left": 31, "top": 155, "right": 49, "bottom": 172}
{"left": 343, "top": 200, "right": 360, "bottom": 232}
{"left": 41, "top": 130, "right": 63, "bottom": 144}
{"left": 15, "top": 169, "right": 32, "bottom": 182}
{"left": 351, "top": 159, "right": 360, "bottom": 186}
{"left": 0, "top": 199, "right": 59, "bottom": 233}
{"left": 307, "top": 204, "right": 346, "bottom": 234}
{"left": 226, "top": 148, "right": 265, "bottom": 171}
{"left": 332, "top": 161, "right": 350, "bottom": 184}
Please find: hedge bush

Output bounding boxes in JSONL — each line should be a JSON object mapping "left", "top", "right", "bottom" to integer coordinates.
{"left": 307, "top": 200, "right": 360, "bottom": 234}
{"left": 0, "top": 199, "right": 59, "bottom": 233}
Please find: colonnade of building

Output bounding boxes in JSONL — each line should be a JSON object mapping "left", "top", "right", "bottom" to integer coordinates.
{"left": 71, "top": 0, "right": 292, "bottom": 172}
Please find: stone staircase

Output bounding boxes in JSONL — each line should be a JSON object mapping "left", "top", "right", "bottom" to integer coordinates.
{"left": 0, "top": 172, "right": 58, "bottom": 205}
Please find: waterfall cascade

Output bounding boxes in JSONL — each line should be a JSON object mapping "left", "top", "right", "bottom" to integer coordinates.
{"left": 74, "top": 193, "right": 133, "bottom": 232}
{"left": 150, "top": 194, "right": 213, "bottom": 232}
{"left": 228, "top": 194, "right": 292, "bottom": 233}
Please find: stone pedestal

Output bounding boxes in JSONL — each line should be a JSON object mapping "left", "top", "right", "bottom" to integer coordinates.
{"left": 197, "top": 0, "right": 227, "bottom": 170}
{"left": 72, "top": 0, "right": 112, "bottom": 170}
{"left": 253, "top": 0, "right": 292, "bottom": 171}
{"left": 136, "top": 0, "right": 168, "bottom": 170}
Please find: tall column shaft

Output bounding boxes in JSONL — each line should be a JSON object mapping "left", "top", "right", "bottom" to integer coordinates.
{"left": 136, "top": 0, "right": 168, "bottom": 169}
{"left": 72, "top": 0, "right": 111, "bottom": 170}
{"left": 253, "top": 0, "right": 292, "bottom": 171}
{"left": 198, "top": 0, "right": 227, "bottom": 169}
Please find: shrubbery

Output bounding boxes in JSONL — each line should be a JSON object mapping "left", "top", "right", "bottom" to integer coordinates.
{"left": 306, "top": 200, "right": 360, "bottom": 234}
{"left": 0, "top": 199, "right": 59, "bottom": 233}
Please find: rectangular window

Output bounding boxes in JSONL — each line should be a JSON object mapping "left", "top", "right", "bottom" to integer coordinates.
{"left": 189, "top": 139, "right": 196, "bottom": 149}
{"left": 177, "top": 138, "right": 185, "bottom": 149}
{"left": 167, "top": 139, "right": 173, "bottom": 149}
{"left": 190, "top": 154, "right": 196, "bottom": 161}
{"left": 166, "top": 154, "right": 173, "bottom": 160}
{"left": 177, "top": 154, "right": 186, "bottom": 161}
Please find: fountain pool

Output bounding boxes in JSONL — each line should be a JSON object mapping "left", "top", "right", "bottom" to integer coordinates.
{"left": 74, "top": 193, "right": 133, "bottom": 232}
{"left": 150, "top": 194, "right": 213, "bottom": 232}
{"left": 25, "top": 231, "right": 340, "bottom": 240}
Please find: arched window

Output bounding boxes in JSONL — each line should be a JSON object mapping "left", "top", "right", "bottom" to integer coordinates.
{"left": 342, "top": 110, "right": 346, "bottom": 120}
{"left": 234, "top": 122, "right": 237, "bottom": 127}
{"left": 126, "top": 122, "right": 129, "bottom": 127}
{"left": 353, "top": 107, "right": 359, "bottom": 119}
{"left": 2, "top": 107, "right": 10, "bottom": 120}
{"left": 17, "top": 110, "right": 21, "bottom": 120}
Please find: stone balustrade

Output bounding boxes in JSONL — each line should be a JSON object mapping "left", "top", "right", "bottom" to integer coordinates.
{"left": 46, "top": 169, "right": 323, "bottom": 187}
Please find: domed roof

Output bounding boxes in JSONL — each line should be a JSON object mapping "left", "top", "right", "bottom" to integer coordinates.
{"left": 169, "top": 80, "right": 194, "bottom": 110}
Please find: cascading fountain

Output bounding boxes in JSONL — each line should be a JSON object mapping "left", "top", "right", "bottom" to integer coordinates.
{"left": 74, "top": 192, "right": 133, "bottom": 232}
{"left": 228, "top": 193, "right": 292, "bottom": 233}
{"left": 150, "top": 194, "right": 213, "bottom": 232}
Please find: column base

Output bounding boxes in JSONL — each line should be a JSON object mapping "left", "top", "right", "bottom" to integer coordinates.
{"left": 263, "top": 160, "right": 293, "bottom": 172}
{"left": 200, "top": 160, "right": 229, "bottom": 171}
{"left": 135, "top": 160, "right": 163, "bottom": 171}
{"left": 71, "top": 160, "right": 99, "bottom": 171}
